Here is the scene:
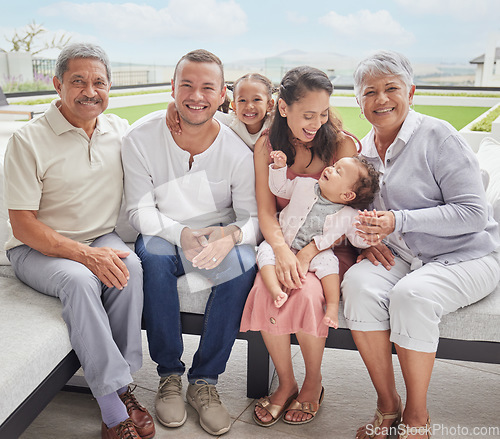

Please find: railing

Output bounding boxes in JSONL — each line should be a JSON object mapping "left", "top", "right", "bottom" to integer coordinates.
{"left": 5, "top": 84, "right": 500, "bottom": 100}
{"left": 32, "top": 58, "right": 56, "bottom": 78}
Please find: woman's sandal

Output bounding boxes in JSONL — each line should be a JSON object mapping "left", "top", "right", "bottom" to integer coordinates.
{"left": 398, "top": 415, "right": 432, "bottom": 439}
{"left": 356, "top": 395, "right": 403, "bottom": 439}
{"left": 282, "top": 386, "right": 325, "bottom": 425}
{"left": 253, "top": 390, "right": 299, "bottom": 427}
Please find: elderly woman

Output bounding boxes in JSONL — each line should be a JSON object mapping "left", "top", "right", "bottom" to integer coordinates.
{"left": 342, "top": 50, "right": 500, "bottom": 439}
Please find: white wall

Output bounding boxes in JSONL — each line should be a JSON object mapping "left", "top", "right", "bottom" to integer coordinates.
{"left": 0, "top": 52, "right": 34, "bottom": 86}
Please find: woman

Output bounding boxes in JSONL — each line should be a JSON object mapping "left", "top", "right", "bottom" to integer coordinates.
{"left": 240, "top": 66, "right": 358, "bottom": 426}
{"left": 342, "top": 50, "right": 500, "bottom": 439}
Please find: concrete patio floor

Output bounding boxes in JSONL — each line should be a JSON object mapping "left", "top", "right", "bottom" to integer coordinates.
{"left": 20, "top": 332, "right": 500, "bottom": 439}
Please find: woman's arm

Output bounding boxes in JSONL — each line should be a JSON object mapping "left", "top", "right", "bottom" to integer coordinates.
{"left": 336, "top": 132, "right": 358, "bottom": 159}
{"left": 392, "top": 135, "right": 488, "bottom": 237}
{"left": 254, "top": 137, "right": 305, "bottom": 289}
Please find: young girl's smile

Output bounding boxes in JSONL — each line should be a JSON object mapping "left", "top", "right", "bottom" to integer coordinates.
{"left": 232, "top": 80, "right": 274, "bottom": 134}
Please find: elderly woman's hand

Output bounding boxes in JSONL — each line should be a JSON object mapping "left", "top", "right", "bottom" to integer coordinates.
{"left": 356, "top": 209, "right": 396, "bottom": 246}
{"left": 357, "top": 242, "right": 395, "bottom": 270}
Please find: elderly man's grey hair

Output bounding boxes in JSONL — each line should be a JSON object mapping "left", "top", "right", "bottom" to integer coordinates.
{"left": 55, "top": 43, "right": 111, "bottom": 82}
{"left": 353, "top": 50, "right": 414, "bottom": 100}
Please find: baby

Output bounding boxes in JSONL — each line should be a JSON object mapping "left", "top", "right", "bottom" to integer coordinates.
{"left": 258, "top": 151, "right": 379, "bottom": 328}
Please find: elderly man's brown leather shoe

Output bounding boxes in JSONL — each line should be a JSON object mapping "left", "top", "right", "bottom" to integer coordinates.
{"left": 101, "top": 419, "right": 140, "bottom": 439}
{"left": 119, "top": 386, "right": 155, "bottom": 438}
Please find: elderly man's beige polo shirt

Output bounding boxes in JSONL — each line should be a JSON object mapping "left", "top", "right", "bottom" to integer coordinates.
{"left": 4, "top": 100, "right": 129, "bottom": 250}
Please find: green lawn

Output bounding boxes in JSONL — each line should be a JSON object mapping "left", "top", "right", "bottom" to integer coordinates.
{"left": 105, "top": 103, "right": 167, "bottom": 123}
{"left": 106, "top": 104, "right": 489, "bottom": 140}
{"left": 334, "top": 106, "right": 488, "bottom": 139}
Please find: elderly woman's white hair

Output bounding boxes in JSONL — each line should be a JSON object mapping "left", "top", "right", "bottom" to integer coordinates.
{"left": 353, "top": 50, "right": 414, "bottom": 100}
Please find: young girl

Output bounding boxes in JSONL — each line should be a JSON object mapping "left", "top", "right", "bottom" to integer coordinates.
{"left": 166, "top": 73, "right": 275, "bottom": 150}
{"left": 260, "top": 150, "right": 379, "bottom": 327}
{"left": 240, "top": 66, "right": 360, "bottom": 427}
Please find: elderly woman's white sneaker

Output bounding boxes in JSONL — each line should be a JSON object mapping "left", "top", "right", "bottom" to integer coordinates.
{"left": 155, "top": 375, "right": 187, "bottom": 427}
{"left": 187, "top": 379, "right": 231, "bottom": 435}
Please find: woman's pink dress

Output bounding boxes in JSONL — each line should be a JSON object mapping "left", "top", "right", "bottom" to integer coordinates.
{"left": 240, "top": 143, "right": 357, "bottom": 338}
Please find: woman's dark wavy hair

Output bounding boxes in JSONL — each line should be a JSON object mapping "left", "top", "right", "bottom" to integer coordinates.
{"left": 269, "top": 66, "right": 342, "bottom": 167}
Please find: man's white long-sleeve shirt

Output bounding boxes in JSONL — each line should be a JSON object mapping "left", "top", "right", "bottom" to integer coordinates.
{"left": 121, "top": 110, "right": 259, "bottom": 247}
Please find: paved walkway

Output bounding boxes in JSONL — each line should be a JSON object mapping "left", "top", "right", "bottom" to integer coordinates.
{"left": 20, "top": 332, "right": 500, "bottom": 439}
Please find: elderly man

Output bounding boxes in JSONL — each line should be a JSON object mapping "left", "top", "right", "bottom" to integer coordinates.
{"left": 4, "top": 43, "right": 154, "bottom": 439}
{"left": 121, "top": 49, "right": 259, "bottom": 436}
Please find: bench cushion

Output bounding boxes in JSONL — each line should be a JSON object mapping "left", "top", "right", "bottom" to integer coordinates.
{"left": 0, "top": 272, "right": 72, "bottom": 426}
{"left": 477, "top": 137, "right": 500, "bottom": 223}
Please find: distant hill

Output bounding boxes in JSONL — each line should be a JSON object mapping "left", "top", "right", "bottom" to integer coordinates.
{"left": 225, "top": 49, "right": 475, "bottom": 86}
{"left": 224, "top": 49, "right": 358, "bottom": 84}
{"left": 110, "top": 49, "right": 476, "bottom": 87}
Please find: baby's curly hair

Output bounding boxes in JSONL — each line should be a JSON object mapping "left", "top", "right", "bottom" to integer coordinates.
{"left": 348, "top": 157, "right": 380, "bottom": 210}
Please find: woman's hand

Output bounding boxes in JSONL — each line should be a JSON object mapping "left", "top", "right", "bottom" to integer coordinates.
{"left": 295, "top": 242, "right": 317, "bottom": 278}
{"left": 274, "top": 244, "right": 306, "bottom": 289}
{"left": 356, "top": 209, "right": 395, "bottom": 246}
{"left": 357, "top": 242, "right": 395, "bottom": 270}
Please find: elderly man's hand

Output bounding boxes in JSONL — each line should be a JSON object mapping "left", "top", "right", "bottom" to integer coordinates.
{"left": 80, "top": 246, "right": 130, "bottom": 289}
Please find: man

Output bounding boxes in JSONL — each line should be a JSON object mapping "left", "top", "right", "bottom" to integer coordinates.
{"left": 4, "top": 43, "right": 154, "bottom": 439}
{"left": 122, "top": 49, "right": 259, "bottom": 436}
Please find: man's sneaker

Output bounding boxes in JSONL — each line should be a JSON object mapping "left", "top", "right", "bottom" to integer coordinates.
{"left": 118, "top": 385, "right": 155, "bottom": 438}
{"left": 187, "top": 379, "right": 230, "bottom": 435}
{"left": 155, "top": 375, "right": 187, "bottom": 428}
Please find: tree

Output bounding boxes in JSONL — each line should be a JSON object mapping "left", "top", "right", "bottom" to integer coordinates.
{"left": 2, "top": 20, "right": 71, "bottom": 55}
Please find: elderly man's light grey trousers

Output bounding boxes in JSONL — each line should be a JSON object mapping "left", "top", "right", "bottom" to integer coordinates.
{"left": 7, "top": 232, "right": 143, "bottom": 397}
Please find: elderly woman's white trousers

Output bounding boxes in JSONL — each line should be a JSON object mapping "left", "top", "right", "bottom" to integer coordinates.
{"left": 341, "top": 250, "right": 500, "bottom": 352}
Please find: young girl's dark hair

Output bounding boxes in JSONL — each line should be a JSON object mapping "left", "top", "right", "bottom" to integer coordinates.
{"left": 269, "top": 66, "right": 343, "bottom": 167}
{"left": 218, "top": 93, "right": 231, "bottom": 113}
{"left": 228, "top": 73, "right": 276, "bottom": 101}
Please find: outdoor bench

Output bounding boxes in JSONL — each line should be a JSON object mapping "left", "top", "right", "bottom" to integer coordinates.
{"left": 1, "top": 137, "right": 499, "bottom": 438}
{"left": 0, "top": 87, "right": 49, "bottom": 121}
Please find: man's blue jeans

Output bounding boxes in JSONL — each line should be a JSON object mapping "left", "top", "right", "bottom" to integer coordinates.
{"left": 136, "top": 234, "right": 257, "bottom": 384}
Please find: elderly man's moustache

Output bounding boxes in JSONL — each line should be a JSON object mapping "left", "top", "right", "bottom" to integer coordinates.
{"left": 77, "top": 98, "right": 102, "bottom": 103}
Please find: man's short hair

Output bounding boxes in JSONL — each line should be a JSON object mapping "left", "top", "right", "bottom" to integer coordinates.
{"left": 55, "top": 43, "right": 111, "bottom": 82}
{"left": 173, "top": 49, "right": 224, "bottom": 89}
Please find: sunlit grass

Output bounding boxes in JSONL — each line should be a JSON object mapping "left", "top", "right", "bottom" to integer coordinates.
{"left": 105, "top": 103, "right": 167, "bottom": 122}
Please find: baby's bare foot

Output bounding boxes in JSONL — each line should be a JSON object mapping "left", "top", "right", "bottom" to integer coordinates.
{"left": 323, "top": 315, "right": 338, "bottom": 328}
{"left": 323, "top": 304, "right": 339, "bottom": 328}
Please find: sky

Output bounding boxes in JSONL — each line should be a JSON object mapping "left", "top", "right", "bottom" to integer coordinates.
{"left": 1, "top": 0, "right": 500, "bottom": 67}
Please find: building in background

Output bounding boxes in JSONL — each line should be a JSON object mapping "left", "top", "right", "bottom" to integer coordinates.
{"left": 470, "top": 33, "right": 500, "bottom": 87}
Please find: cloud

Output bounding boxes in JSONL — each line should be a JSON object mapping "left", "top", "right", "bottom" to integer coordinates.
{"left": 394, "top": 0, "right": 500, "bottom": 21}
{"left": 319, "top": 9, "right": 415, "bottom": 45}
{"left": 286, "top": 11, "right": 309, "bottom": 24}
{"left": 39, "top": 0, "right": 247, "bottom": 39}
